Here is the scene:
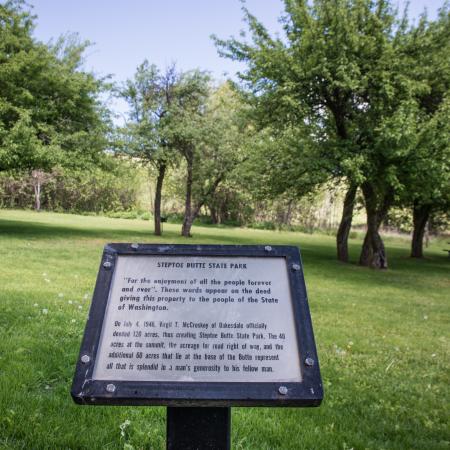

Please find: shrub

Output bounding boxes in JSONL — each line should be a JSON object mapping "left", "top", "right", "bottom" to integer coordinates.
{"left": 0, "top": 159, "right": 140, "bottom": 213}
{"left": 166, "top": 213, "right": 184, "bottom": 224}
{"left": 248, "top": 221, "right": 276, "bottom": 230}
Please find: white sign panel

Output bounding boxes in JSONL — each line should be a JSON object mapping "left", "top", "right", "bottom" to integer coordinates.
{"left": 93, "top": 255, "right": 302, "bottom": 383}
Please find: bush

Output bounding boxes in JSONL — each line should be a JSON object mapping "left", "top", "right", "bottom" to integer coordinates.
{"left": 166, "top": 212, "right": 184, "bottom": 224}
{"left": 0, "top": 159, "right": 140, "bottom": 213}
{"left": 277, "top": 224, "right": 314, "bottom": 234}
{"left": 120, "top": 211, "right": 139, "bottom": 220}
{"left": 105, "top": 211, "right": 123, "bottom": 218}
{"left": 106, "top": 211, "right": 139, "bottom": 220}
{"left": 248, "top": 221, "right": 276, "bottom": 230}
{"left": 194, "top": 215, "right": 214, "bottom": 225}
{"left": 221, "top": 219, "right": 241, "bottom": 227}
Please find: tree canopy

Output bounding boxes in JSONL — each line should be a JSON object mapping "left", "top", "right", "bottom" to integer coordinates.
{"left": 214, "top": 0, "right": 450, "bottom": 267}
{"left": 0, "top": 0, "right": 107, "bottom": 172}
{"left": 119, "top": 62, "right": 185, "bottom": 235}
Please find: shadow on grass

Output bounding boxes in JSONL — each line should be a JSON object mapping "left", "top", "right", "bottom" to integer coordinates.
{"left": 0, "top": 217, "right": 250, "bottom": 245}
{"left": 1, "top": 217, "right": 448, "bottom": 292}
{"left": 0, "top": 218, "right": 156, "bottom": 240}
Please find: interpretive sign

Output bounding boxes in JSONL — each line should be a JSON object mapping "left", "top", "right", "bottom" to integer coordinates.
{"left": 71, "top": 244, "right": 322, "bottom": 407}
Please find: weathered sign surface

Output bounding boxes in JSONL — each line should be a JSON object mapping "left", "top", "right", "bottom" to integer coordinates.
{"left": 71, "top": 244, "right": 322, "bottom": 407}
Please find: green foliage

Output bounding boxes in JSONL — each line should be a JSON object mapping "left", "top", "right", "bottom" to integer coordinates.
{"left": 215, "top": 0, "right": 412, "bottom": 185}
{"left": 144, "top": 79, "right": 255, "bottom": 235}
{"left": 247, "top": 220, "right": 277, "bottom": 231}
{"left": 215, "top": 0, "right": 450, "bottom": 266}
{"left": 385, "top": 207, "right": 413, "bottom": 233}
{"left": 120, "top": 63, "right": 212, "bottom": 168}
{"left": 0, "top": 1, "right": 108, "bottom": 172}
{"left": 400, "top": 80, "right": 450, "bottom": 214}
{"left": 235, "top": 126, "right": 330, "bottom": 201}
{"left": 165, "top": 212, "right": 185, "bottom": 224}
{"left": 217, "top": 0, "right": 425, "bottom": 182}
{"left": 118, "top": 62, "right": 181, "bottom": 167}
{"left": 207, "top": 182, "right": 254, "bottom": 226}
{"left": 118, "top": 62, "right": 221, "bottom": 235}
{"left": 159, "top": 69, "right": 211, "bottom": 152}
{"left": 106, "top": 211, "right": 138, "bottom": 220}
{"left": 189, "top": 82, "right": 250, "bottom": 211}
{"left": 0, "top": 158, "right": 140, "bottom": 212}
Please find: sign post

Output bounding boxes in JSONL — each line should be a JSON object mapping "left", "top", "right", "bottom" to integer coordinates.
{"left": 166, "top": 407, "right": 230, "bottom": 450}
{"left": 72, "top": 244, "right": 322, "bottom": 448}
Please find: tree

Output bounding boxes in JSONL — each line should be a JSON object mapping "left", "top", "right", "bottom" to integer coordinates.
{"left": 159, "top": 71, "right": 210, "bottom": 237}
{"left": 396, "top": 7, "right": 450, "bottom": 257}
{"left": 406, "top": 98, "right": 450, "bottom": 257}
{"left": 0, "top": 1, "right": 107, "bottom": 173}
{"left": 131, "top": 68, "right": 211, "bottom": 237}
{"left": 30, "top": 169, "right": 49, "bottom": 211}
{"left": 119, "top": 62, "right": 182, "bottom": 235}
{"left": 214, "top": 0, "right": 422, "bottom": 268}
{"left": 178, "top": 82, "right": 248, "bottom": 236}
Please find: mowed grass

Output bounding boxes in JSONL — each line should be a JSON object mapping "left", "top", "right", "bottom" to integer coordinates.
{"left": 0, "top": 209, "right": 448, "bottom": 450}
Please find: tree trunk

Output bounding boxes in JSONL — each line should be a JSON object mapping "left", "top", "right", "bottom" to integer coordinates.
{"left": 424, "top": 221, "right": 430, "bottom": 248}
{"left": 210, "top": 206, "right": 218, "bottom": 224}
{"left": 359, "top": 209, "right": 387, "bottom": 268}
{"left": 34, "top": 180, "right": 41, "bottom": 212}
{"left": 411, "top": 203, "right": 431, "bottom": 258}
{"left": 285, "top": 199, "right": 293, "bottom": 226}
{"left": 181, "top": 149, "right": 226, "bottom": 237}
{"left": 336, "top": 183, "right": 357, "bottom": 263}
{"left": 181, "top": 154, "right": 194, "bottom": 237}
{"left": 182, "top": 204, "right": 202, "bottom": 238}
{"left": 359, "top": 183, "right": 391, "bottom": 269}
{"left": 181, "top": 214, "right": 194, "bottom": 237}
{"left": 31, "top": 170, "right": 44, "bottom": 212}
{"left": 153, "top": 163, "right": 166, "bottom": 236}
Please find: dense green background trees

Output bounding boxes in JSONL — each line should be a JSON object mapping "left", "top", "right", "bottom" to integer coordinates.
{"left": 0, "top": 160, "right": 139, "bottom": 212}
{"left": 0, "top": 0, "right": 448, "bottom": 261}
{"left": 0, "top": 1, "right": 140, "bottom": 213}
{"left": 176, "top": 81, "right": 249, "bottom": 237}
{"left": 120, "top": 63, "right": 250, "bottom": 237}
{"left": 397, "top": 8, "right": 450, "bottom": 257}
{"left": 0, "top": 1, "right": 107, "bottom": 172}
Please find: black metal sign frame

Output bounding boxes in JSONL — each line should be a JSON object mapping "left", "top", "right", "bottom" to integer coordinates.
{"left": 71, "top": 244, "right": 323, "bottom": 407}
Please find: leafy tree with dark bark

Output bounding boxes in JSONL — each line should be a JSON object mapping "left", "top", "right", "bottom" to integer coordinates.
{"left": 404, "top": 98, "right": 450, "bottom": 258}
{"left": 179, "top": 82, "right": 248, "bottom": 236}
{"left": 0, "top": 1, "right": 107, "bottom": 174}
{"left": 214, "top": 0, "right": 433, "bottom": 268}
{"left": 119, "top": 62, "right": 183, "bottom": 235}
{"left": 396, "top": 7, "right": 450, "bottom": 257}
{"left": 152, "top": 70, "right": 211, "bottom": 237}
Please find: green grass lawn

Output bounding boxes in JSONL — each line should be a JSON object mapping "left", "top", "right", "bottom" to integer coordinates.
{"left": 0, "top": 209, "right": 448, "bottom": 450}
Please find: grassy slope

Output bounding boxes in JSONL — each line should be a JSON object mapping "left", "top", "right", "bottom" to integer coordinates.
{"left": 0, "top": 210, "right": 448, "bottom": 450}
